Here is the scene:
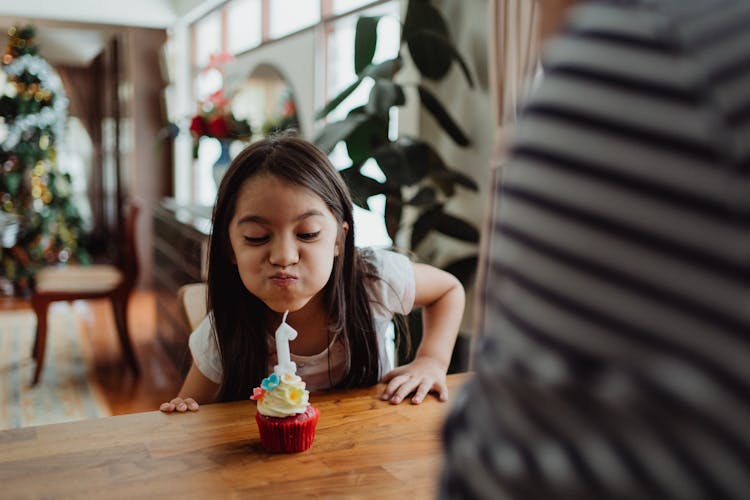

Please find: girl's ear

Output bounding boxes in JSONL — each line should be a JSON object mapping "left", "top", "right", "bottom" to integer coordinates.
{"left": 334, "top": 222, "right": 350, "bottom": 257}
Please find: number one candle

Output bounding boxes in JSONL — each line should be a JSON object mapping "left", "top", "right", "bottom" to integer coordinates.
{"left": 274, "top": 310, "right": 298, "bottom": 375}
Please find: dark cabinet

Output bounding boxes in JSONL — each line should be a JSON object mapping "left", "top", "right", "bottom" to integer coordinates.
{"left": 152, "top": 199, "right": 211, "bottom": 376}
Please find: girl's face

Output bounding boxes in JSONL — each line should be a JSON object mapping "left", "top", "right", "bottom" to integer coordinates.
{"left": 228, "top": 173, "right": 347, "bottom": 314}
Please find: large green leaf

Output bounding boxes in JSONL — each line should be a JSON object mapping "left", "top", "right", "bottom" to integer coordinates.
{"left": 406, "top": 30, "right": 474, "bottom": 87}
{"left": 315, "top": 78, "right": 363, "bottom": 120}
{"left": 410, "top": 205, "right": 443, "bottom": 249}
{"left": 417, "top": 85, "right": 470, "bottom": 146}
{"left": 317, "top": 58, "right": 402, "bottom": 120}
{"left": 372, "top": 143, "right": 410, "bottom": 184}
{"left": 373, "top": 139, "right": 432, "bottom": 185}
{"left": 434, "top": 212, "right": 480, "bottom": 243}
{"left": 365, "top": 80, "right": 405, "bottom": 117}
{"left": 313, "top": 113, "right": 370, "bottom": 153}
{"left": 345, "top": 111, "right": 388, "bottom": 163}
{"left": 432, "top": 176, "right": 455, "bottom": 197}
{"left": 403, "top": 1, "right": 451, "bottom": 80}
{"left": 406, "top": 137, "right": 448, "bottom": 173}
{"left": 445, "top": 168, "right": 479, "bottom": 191}
{"left": 443, "top": 254, "right": 478, "bottom": 287}
{"left": 430, "top": 167, "right": 479, "bottom": 197}
{"left": 339, "top": 165, "right": 386, "bottom": 209}
{"left": 362, "top": 57, "right": 403, "bottom": 80}
{"left": 403, "top": 0, "right": 449, "bottom": 43}
{"left": 407, "top": 186, "right": 437, "bottom": 207}
{"left": 355, "top": 17, "right": 380, "bottom": 75}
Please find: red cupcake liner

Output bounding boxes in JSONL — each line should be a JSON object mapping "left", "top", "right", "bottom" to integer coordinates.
{"left": 255, "top": 405, "right": 320, "bottom": 453}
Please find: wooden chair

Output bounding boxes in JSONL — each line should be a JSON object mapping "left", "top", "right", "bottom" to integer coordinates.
{"left": 30, "top": 203, "right": 141, "bottom": 385}
{"left": 177, "top": 282, "right": 208, "bottom": 332}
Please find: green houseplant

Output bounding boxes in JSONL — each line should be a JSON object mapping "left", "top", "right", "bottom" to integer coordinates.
{"left": 314, "top": 0, "right": 479, "bottom": 287}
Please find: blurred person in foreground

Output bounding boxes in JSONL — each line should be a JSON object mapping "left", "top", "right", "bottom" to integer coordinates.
{"left": 440, "top": 0, "right": 750, "bottom": 498}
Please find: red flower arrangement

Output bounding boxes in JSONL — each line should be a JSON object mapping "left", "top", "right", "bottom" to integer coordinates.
{"left": 189, "top": 89, "right": 252, "bottom": 157}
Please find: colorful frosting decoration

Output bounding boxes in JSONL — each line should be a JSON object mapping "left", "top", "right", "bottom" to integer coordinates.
{"left": 251, "top": 371, "right": 310, "bottom": 417}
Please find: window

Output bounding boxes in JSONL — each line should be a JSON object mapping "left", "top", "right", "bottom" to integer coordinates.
{"left": 269, "top": 0, "right": 321, "bottom": 39}
{"left": 332, "top": 0, "right": 379, "bottom": 15}
{"left": 193, "top": 11, "right": 221, "bottom": 70}
{"left": 227, "top": 0, "right": 262, "bottom": 54}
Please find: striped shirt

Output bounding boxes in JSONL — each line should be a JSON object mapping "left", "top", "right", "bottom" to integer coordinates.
{"left": 441, "top": 0, "right": 750, "bottom": 498}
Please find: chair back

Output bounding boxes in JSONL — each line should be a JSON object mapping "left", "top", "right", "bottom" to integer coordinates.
{"left": 178, "top": 282, "right": 208, "bottom": 332}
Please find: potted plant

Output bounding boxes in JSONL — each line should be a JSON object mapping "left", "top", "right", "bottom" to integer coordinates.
{"left": 314, "top": 0, "right": 479, "bottom": 288}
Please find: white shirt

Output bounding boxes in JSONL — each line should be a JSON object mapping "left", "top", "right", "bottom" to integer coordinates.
{"left": 188, "top": 248, "right": 415, "bottom": 390}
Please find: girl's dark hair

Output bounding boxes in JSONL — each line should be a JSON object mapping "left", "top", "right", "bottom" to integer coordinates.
{"left": 208, "top": 134, "right": 380, "bottom": 401}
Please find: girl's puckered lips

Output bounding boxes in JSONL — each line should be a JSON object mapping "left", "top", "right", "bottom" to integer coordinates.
{"left": 270, "top": 273, "right": 298, "bottom": 286}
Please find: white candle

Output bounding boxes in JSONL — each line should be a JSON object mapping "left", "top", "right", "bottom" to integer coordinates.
{"left": 273, "top": 310, "right": 297, "bottom": 375}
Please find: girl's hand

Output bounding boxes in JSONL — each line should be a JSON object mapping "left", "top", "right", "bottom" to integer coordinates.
{"left": 384, "top": 262, "right": 463, "bottom": 405}
{"left": 380, "top": 356, "right": 449, "bottom": 405}
{"left": 161, "top": 362, "right": 219, "bottom": 412}
{"left": 159, "top": 397, "right": 199, "bottom": 412}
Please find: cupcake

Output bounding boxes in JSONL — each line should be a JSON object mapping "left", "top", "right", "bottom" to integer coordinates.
{"left": 250, "top": 311, "right": 320, "bottom": 453}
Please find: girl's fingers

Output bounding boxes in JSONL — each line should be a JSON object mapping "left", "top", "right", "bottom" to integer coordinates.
{"left": 390, "top": 376, "right": 421, "bottom": 404}
{"left": 381, "top": 374, "right": 411, "bottom": 400}
{"left": 438, "top": 384, "right": 449, "bottom": 402}
{"left": 170, "top": 397, "right": 188, "bottom": 412}
{"left": 160, "top": 397, "right": 200, "bottom": 413}
{"left": 381, "top": 369, "right": 449, "bottom": 404}
{"left": 183, "top": 398, "right": 199, "bottom": 411}
{"left": 411, "top": 382, "right": 432, "bottom": 405}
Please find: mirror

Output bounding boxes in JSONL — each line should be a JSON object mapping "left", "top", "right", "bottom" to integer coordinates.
{"left": 230, "top": 63, "right": 300, "bottom": 139}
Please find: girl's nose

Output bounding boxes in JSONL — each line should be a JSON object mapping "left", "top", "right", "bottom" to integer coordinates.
{"left": 269, "top": 235, "right": 299, "bottom": 267}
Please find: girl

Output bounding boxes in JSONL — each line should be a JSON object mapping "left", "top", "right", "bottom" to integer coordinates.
{"left": 160, "top": 135, "right": 465, "bottom": 412}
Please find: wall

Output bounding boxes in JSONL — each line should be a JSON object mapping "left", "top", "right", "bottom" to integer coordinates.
{"left": 223, "top": 30, "right": 318, "bottom": 142}
{"left": 121, "top": 27, "right": 170, "bottom": 287}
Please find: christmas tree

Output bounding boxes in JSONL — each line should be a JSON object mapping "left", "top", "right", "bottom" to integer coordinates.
{"left": 0, "top": 25, "right": 89, "bottom": 295}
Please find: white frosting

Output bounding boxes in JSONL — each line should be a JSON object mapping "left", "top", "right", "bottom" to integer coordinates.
{"left": 256, "top": 372, "right": 310, "bottom": 417}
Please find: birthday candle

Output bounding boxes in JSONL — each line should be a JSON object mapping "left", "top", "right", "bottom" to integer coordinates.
{"left": 274, "top": 310, "right": 297, "bottom": 375}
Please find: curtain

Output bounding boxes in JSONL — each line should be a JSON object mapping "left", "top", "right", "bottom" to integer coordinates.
{"left": 56, "top": 65, "right": 99, "bottom": 140}
{"left": 471, "top": 0, "right": 541, "bottom": 358}
{"left": 488, "top": 0, "right": 540, "bottom": 168}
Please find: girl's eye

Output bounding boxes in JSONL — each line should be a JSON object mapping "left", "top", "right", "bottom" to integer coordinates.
{"left": 244, "top": 236, "right": 269, "bottom": 244}
{"left": 298, "top": 231, "right": 320, "bottom": 241}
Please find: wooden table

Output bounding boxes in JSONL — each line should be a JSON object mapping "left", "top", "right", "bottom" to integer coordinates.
{"left": 0, "top": 373, "right": 470, "bottom": 499}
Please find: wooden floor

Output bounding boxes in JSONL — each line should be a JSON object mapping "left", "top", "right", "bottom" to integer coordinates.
{"left": 0, "top": 288, "right": 184, "bottom": 415}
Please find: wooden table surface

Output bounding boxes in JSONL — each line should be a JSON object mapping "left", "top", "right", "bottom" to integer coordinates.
{"left": 0, "top": 372, "right": 471, "bottom": 499}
